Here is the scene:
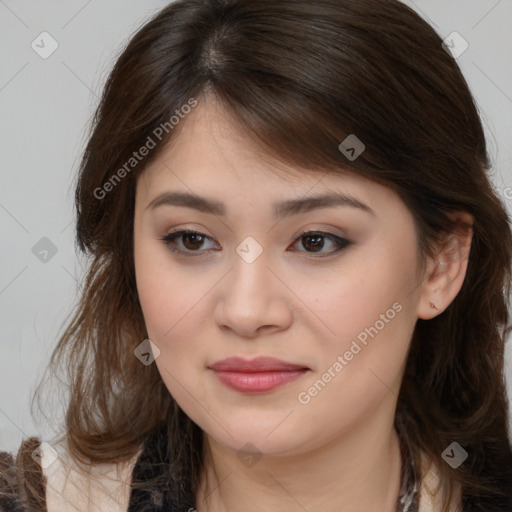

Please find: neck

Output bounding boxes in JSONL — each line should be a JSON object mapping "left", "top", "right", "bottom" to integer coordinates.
{"left": 195, "top": 398, "right": 403, "bottom": 512}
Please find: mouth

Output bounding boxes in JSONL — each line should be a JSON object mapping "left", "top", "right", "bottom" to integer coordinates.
{"left": 208, "top": 356, "right": 310, "bottom": 393}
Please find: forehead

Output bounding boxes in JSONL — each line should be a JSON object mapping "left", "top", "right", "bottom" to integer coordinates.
{"left": 138, "top": 98, "right": 313, "bottom": 188}
{"left": 135, "top": 98, "right": 398, "bottom": 213}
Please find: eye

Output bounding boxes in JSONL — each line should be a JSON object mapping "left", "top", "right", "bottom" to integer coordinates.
{"left": 290, "top": 230, "right": 351, "bottom": 256}
{"left": 160, "top": 230, "right": 219, "bottom": 255}
{"left": 160, "top": 229, "right": 351, "bottom": 257}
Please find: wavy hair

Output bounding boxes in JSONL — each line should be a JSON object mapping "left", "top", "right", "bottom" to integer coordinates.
{"left": 26, "top": 0, "right": 512, "bottom": 510}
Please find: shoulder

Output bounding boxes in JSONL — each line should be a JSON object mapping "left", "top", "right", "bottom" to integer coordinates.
{"left": 0, "top": 437, "right": 143, "bottom": 512}
{"left": 0, "top": 437, "right": 46, "bottom": 512}
{"left": 417, "top": 453, "right": 462, "bottom": 512}
{"left": 43, "top": 437, "right": 142, "bottom": 512}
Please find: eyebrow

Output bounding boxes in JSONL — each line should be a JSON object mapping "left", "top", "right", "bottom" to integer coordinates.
{"left": 145, "top": 191, "right": 375, "bottom": 218}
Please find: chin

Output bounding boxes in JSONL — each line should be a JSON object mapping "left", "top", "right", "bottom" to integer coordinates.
{"left": 200, "top": 415, "right": 313, "bottom": 457}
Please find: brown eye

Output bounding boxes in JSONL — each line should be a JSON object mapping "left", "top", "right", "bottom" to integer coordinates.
{"left": 291, "top": 231, "right": 351, "bottom": 256}
{"left": 301, "top": 233, "right": 325, "bottom": 252}
{"left": 160, "top": 229, "right": 350, "bottom": 258}
{"left": 180, "top": 232, "right": 206, "bottom": 250}
{"left": 161, "top": 230, "right": 218, "bottom": 254}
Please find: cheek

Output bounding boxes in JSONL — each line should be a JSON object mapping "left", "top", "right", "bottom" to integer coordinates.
{"left": 134, "top": 246, "right": 209, "bottom": 405}
{"left": 135, "top": 240, "right": 202, "bottom": 339}
{"left": 134, "top": 240, "right": 223, "bottom": 408}
{"left": 305, "top": 254, "right": 414, "bottom": 353}
{"left": 135, "top": 254, "right": 175, "bottom": 337}
{"left": 299, "top": 242, "right": 418, "bottom": 400}
{"left": 295, "top": 291, "right": 413, "bottom": 435}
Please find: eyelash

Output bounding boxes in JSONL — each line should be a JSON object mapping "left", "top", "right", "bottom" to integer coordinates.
{"left": 159, "top": 229, "right": 351, "bottom": 258}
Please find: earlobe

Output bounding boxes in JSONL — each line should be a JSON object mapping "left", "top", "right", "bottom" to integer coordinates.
{"left": 428, "top": 299, "right": 439, "bottom": 311}
{"left": 417, "top": 211, "right": 474, "bottom": 320}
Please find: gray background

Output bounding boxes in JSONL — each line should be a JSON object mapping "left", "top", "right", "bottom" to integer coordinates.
{"left": 1, "top": 0, "right": 511, "bottom": 453}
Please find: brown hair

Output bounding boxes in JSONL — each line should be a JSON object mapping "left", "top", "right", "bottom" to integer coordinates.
{"left": 28, "top": 0, "right": 512, "bottom": 510}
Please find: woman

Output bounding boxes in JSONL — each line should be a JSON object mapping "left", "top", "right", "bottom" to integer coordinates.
{"left": 1, "top": 0, "right": 511, "bottom": 510}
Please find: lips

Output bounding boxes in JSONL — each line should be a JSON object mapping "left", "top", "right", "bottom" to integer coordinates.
{"left": 208, "top": 357, "right": 309, "bottom": 393}
{"left": 209, "top": 356, "right": 308, "bottom": 372}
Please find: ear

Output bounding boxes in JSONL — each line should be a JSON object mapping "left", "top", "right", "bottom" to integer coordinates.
{"left": 416, "top": 210, "right": 474, "bottom": 320}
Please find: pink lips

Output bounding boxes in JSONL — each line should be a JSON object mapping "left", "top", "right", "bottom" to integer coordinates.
{"left": 209, "top": 356, "right": 309, "bottom": 393}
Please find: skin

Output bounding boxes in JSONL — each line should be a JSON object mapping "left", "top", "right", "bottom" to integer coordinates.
{"left": 133, "top": 96, "right": 473, "bottom": 512}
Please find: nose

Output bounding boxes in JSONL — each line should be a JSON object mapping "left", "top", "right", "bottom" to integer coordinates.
{"left": 214, "top": 247, "right": 293, "bottom": 339}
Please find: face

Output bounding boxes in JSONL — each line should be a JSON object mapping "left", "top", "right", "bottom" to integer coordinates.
{"left": 133, "top": 98, "right": 426, "bottom": 457}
